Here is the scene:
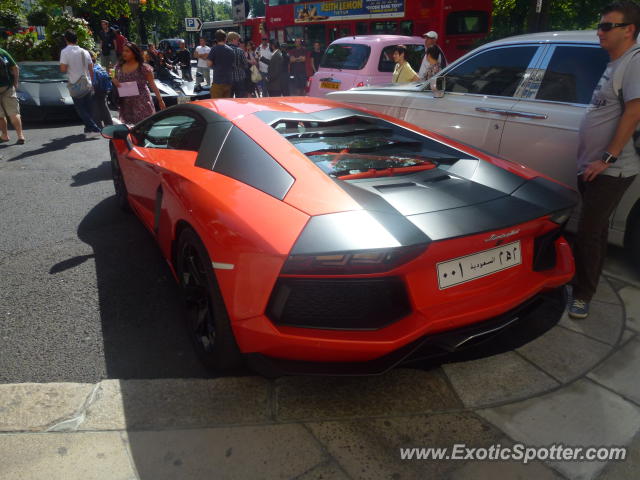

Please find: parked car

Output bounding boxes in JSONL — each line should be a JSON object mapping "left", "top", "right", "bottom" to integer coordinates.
{"left": 329, "top": 30, "right": 640, "bottom": 270}
{"left": 101, "top": 97, "right": 576, "bottom": 376}
{"left": 307, "top": 35, "right": 424, "bottom": 98}
{"left": 16, "top": 61, "right": 77, "bottom": 121}
{"left": 150, "top": 66, "right": 210, "bottom": 107}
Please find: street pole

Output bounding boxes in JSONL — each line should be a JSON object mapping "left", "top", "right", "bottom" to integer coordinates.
{"left": 191, "top": 0, "right": 199, "bottom": 47}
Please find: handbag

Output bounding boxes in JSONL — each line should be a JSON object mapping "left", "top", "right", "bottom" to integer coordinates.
{"left": 68, "top": 50, "right": 92, "bottom": 98}
{"left": 250, "top": 64, "right": 262, "bottom": 83}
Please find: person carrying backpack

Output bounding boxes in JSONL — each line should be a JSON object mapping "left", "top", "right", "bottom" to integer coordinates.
{"left": 0, "top": 46, "right": 25, "bottom": 144}
{"left": 90, "top": 51, "right": 113, "bottom": 128}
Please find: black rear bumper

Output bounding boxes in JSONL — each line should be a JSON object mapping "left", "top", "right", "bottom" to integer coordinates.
{"left": 245, "top": 286, "right": 565, "bottom": 377}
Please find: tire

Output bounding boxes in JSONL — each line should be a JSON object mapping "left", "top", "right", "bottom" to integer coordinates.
{"left": 110, "top": 143, "right": 130, "bottom": 212}
{"left": 176, "top": 228, "right": 243, "bottom": 373}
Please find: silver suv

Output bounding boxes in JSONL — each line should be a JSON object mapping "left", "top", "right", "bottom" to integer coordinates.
{"left": 329, "top": 31, "right": 640, "bottom": 269}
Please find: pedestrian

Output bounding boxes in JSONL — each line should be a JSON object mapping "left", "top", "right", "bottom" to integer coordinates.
{"left": 280, "top": 43, "right": 291, "bottom": 96}
{"left": 392, "top": 45, "right": 419, "bottom": 83}
{"left": 0, "top": 46, "right": 25, "bottom": 144}
{"left": 112, "top": 42, "right": 165, "bottom": 125}
{"left": 97, "top": 20, "right": 117, "bottom": 69}
{"left": 175, "top": 40, "right": 192, "bottom": 81}
{"left": 207, "top": 29, "right": 235, "bottom": 99}
{"left": 570, "top": 1, "right": 640, "bottom": 319}
{"left": 257, "top": 37, "right": 272, "bottom": 96}
{"left": 246, "top": 40, "right": 260, "bottom": 97}
{"left": 267, "top": 39, "right": 283, "bottom": 97}
{"left": 288, "top": 38, "right": 308, "bottom": 95}
{"left": 59, "top": 30, "right": 101, "bottom": 137}
{"left": 227, "top": 31, "right": 248, "bottom": 98}
{"left": 88, "top": 51, "right": 113, "bottom": 129}
{"left": 310, "top": 41, "right": 323, "bottom": 74}
{"left": 421, "top": 45, "right": 442, "bottom": 81}
{"left": 112, "top": 27, "right": 127, "bottom": 59}
{"left": 418, "top": 31, "right": 447, "bottom": 80}
{"left": 194, "top": 37, "right": 211, "bottom": 87}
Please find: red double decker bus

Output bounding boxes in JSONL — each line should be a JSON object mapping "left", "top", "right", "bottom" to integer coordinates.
{"left": 265, "top": 0, "right": 491, "bottom": 62}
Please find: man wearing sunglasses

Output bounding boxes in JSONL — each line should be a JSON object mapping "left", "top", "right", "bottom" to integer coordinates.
{"left": 571, "top": 1, "right": 640, "bottom": 319}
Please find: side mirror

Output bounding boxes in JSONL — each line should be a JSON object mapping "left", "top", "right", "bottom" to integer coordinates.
{"left": 429, "top": 76, "right": 446, "bottom": 98}
{"left": 101, "top": 124, "right": 130, "bottom": 140}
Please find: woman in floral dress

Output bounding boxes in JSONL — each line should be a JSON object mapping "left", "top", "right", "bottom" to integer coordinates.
{"left": 112, "top": 42, "right": 165, "bottom": 125}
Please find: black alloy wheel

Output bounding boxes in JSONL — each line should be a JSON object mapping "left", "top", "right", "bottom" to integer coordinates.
{"left": 110, "top": 143, "right": 130, "bottom": 212}
{"left": 176, "top": 228, "right": 243, "bottom": 373}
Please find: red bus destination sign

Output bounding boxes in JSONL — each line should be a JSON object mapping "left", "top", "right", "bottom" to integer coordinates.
{"left": 293, "top": 0, "right": 405, "bottom": 22}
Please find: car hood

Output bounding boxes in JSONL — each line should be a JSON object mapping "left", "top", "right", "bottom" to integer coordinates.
{"left": 290, "top": 158, "right": 578, "bottom": 254}
{"left": 18, "top": 81, "right": 72, "bottom": 106}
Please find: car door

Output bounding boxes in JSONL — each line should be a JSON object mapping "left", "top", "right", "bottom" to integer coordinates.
{"left": 126, "top": 112, "right": 206, "bottom": 230}
{"left": 499, "top": 44, "right": 609, "bottom": 188}
{"left": 401, "top": 44, "right": 545, "bottom": 156}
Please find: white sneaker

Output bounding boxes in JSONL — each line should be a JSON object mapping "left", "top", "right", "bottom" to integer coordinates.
{"left": 85, "top": 131, "right": 101, "bottom": 139}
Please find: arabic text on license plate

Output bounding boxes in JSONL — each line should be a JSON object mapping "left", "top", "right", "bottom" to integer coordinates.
{"left": 321, "top": 81, "right": 340, "bottom": 90}
{"left": 437, "top": 241, "right": 521, "bottom": 289}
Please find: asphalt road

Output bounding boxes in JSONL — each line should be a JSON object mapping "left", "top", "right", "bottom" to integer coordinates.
{"left": 0, "top": 121, "right": 208, "bottom": 383}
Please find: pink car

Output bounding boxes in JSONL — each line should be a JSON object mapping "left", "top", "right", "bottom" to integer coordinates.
{"left": 307, "top": 35, "right": 425, "bottom": 98}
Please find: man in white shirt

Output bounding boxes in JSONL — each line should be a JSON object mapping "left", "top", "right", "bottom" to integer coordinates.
{"left": 59, "top": 29, "right": 100, "bottom": 137}
{"left": 418, "top": 31, "right": 447, "bottom": 80}
{"left": 194, "top": 37, "right": 211, "bottom": 87}
{"left": 257, "top": 37, "right": 273, "bottom": 96}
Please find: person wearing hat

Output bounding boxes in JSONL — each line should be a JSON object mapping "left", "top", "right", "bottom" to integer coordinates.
{"left": 418, "top": 31, "right": 447, "bottom": 80}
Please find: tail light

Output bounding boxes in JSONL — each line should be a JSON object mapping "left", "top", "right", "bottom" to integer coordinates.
{"left": 281, "top": 244, "right": 428, "bottom": 275}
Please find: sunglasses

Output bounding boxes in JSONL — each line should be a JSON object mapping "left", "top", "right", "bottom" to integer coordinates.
{"left": 597, "top": 22, "right": 631, "bottom": 31}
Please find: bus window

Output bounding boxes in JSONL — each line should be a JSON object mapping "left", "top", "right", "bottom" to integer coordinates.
{"left": 371, "top": 21, "right": 397, "bottom": 34}
{"left": 306, "top": 24, "right": 325, "bottom": 46}
{"left": 399, "top": 21, "right": 412, "bottom": 36}
{"left": 286, "top": 26, "right": 304, "bottom": 42}
{"left": 356, "top": 23, "right": 368, "bottom": 35}
{"left": 446, "top": 11, "right": 489, "bottom": 35}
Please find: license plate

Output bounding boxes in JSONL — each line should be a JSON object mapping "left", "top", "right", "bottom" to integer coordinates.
{"left": 321, "top": 81, "right": 340, "bottom": 90}
{"left": 437, "top": 241, "right": 522, "bottom": 290}
{"left": 177, "top": 95, "right": 190, "bottom": 104}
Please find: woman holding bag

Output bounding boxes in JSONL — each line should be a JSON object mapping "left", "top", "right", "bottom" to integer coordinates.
{"left": 112, "top": 42, "right": 165, "bottom": 126}
{"left": 246, "top": 41, "right": 261, "bottom": 97}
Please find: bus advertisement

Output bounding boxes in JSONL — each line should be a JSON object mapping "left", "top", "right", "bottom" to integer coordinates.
{"left": 265, "top": 0, "right": 491, "bottom": 62}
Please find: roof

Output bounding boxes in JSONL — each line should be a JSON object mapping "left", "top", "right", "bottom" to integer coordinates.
{"left": 330, "top": 35, "right": 424, "bottom": 46}
{"left": 482, "top": 30, "right": 600, "bottom": 47}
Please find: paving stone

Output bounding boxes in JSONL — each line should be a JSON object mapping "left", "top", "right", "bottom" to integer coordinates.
{"left": 0, "top": 383, "right": 94, "bottom": 432}
{"left": 442, "top": 352, "right": 559, "bottom": 408}
{"left": 127, "top": 424, "right": 325, "bottom": 479}
{"left": 592, "top": 277, "right": 620, "bottom": 305}
{"left": 478, "top": 379, "right": 640, "bottom": 480}
{"left": 306, "top": 412, "right": 502, "bottom": 480}
{"left": 619, "top": 286, "right": 640, "bottom": 332}
{"left": 558, "top": 300, "right": 624, "bottom": 345}
{"left": 517, "top": 326, "right": 612, "bottom": 383}
{"left": 275, "top": 368, "right": 462, "bottom": 422}
{"left": 448, "top": 438, "right": 564, "bottom": 480}
{"left": 595, "top": 430, "right": 640, "bottom": 480}
{"left": 588, "top": 338, "right": 640, "bottom": 405}
{"left": 82, "top": 377, "right": 271, "bottom": 431}
{"left": 0, "top": 431, "right": 136, "bottom": 480}
{"left": 296, "top": 460, "right": 351, "bottom": 480}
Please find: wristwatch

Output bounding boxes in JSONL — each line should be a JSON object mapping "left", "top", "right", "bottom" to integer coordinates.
{"left": 602, "top": 151, "right": 618, "bottom": 164}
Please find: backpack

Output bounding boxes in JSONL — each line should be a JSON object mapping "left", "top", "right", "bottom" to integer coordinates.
{"left": 93, "top": 64, "right": 112, "bottom": 94}
{"left": 612, "top": 46, "right": 640, "bottom": 156}
{"left": 0, "top": 54, "right": 12, "bottom": 84}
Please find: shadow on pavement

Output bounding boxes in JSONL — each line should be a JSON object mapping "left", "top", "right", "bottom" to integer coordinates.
{"left": 71, "top": 161, "right": 112, "bottom": 187}
{"left": 7, "top": 134, "right": 96, "bottom": 162}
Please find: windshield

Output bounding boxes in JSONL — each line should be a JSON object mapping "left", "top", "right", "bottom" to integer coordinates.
{"left": 272, "top": 115, "right": 467, "bottom": 180}
{"left": 320, "top": 44, "right": 371, "bottom": 70}
{"left": 19, "top": 64, "right": 66, "bottom": 83}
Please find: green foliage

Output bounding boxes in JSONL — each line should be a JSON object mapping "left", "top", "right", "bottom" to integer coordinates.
{"left": 46, "top": 13, "right": 96, "bottom": 58}
{"left": 213, "top": 1, "right": 232, "bottom": 20}
{"left": 5, "top": 28, "right": 38, "bottom": 60}
{"left": 0, "top": 8, "right": 27, "bottom": 34}
{"left": 247, "top": 0, "right": 265, "bottom": 17}
{"left": 26, "top": 5, "right": 51, "bottom": 27}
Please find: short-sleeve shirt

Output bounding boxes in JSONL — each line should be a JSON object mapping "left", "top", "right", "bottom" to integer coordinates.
{"left": 0, "top": 48, "right": 17, "bottom": 87}
{"left": 578, "top": 46, "right": 640, "bottom": 178}
{"left": 311, "top": 50, "right": 323, "bottom": 71}
{"left": 392, "top": 61, "right": 418, "bottom": 83}
{"left": 257, "top": 44, "right": 273, "bottom": 73}
{"left": 229, "top": 44, "right": 247, "bottom": 82}
{"left": 195, "top": 45, "right": 211, "bottom": 68}
{"left": 60, "top": 45, "right": 92, "bottom": 84}
{"left": 98, "top": 29, "right": 115, "bottom": 55}
{"left": 207, "top": 44, "right": 235, "bottom": 85}
{"left": 289, "top": 47, "right": 307, "bottom": 77}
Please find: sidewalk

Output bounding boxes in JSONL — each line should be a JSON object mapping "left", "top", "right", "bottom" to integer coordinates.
{"left": 1, "top": 274, "right": 638, "bottom": 480}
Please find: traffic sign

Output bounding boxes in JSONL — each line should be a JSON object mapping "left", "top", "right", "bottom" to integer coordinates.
{"left": 185, "top": 18, "right": 202, "bottom": 32}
